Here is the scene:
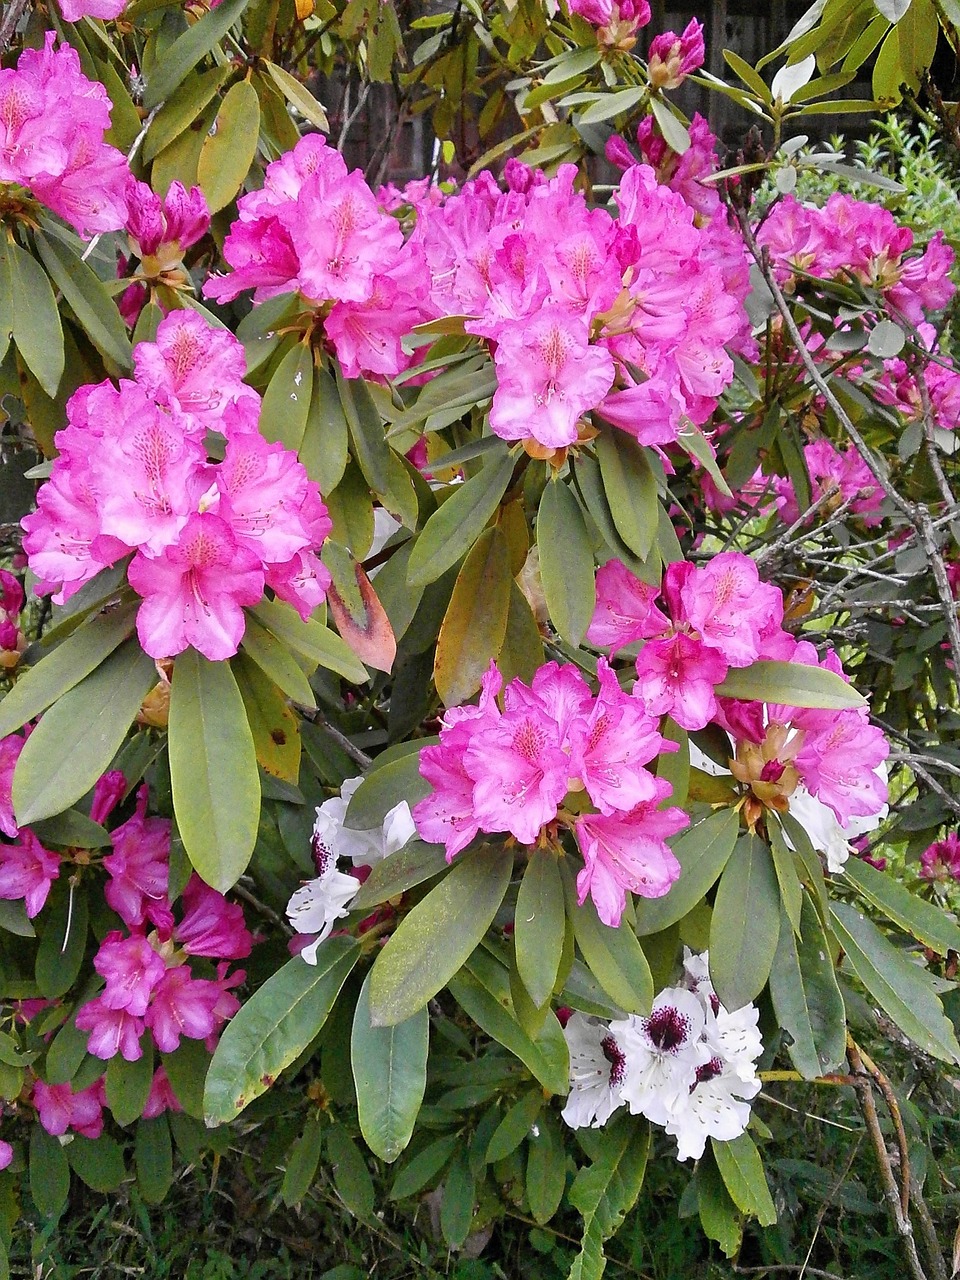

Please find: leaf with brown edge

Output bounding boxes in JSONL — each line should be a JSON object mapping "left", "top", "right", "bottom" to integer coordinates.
{"left": 324, "top": 541, "right": 397, "bottom": 674}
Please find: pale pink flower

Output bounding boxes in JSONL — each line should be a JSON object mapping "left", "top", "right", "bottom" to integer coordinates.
{"left": 127, "top": 512, "right": 264, "bottom": 660}
{"left": 574, "top": 787, "right": 687, "bottom": 927}
{"left": 133, "top": 311, "right": 252, "bottom": 433}
{"left": 677, "top": 552, "right": 784, "bottom": 668}
{"left": 413, "top": 745, "right": 484, "bottom": 859}
{"left": 0, "top": 830, "right": 60, "bottom": 918}
{"left": 794, "top": 712, "right": 889, "bottom": 824}
{"left": 0, "top": 1141, "right": 11, "bottom": 1171}
{"left": 214, "top": 432, "right": 323, "bottom": 566}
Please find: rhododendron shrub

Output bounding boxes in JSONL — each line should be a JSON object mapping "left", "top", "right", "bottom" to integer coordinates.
{"left": 4, "top": 0, "right": 960, "bottom": 1276}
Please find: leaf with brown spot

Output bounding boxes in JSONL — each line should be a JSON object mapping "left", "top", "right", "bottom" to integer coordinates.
{"left": 434, "top": 527, "right": 512, "bottom": 708}
{"left": 232, "top": 652, "right": 301, "bottom": 784}
{"left": 324, "top": 541, "right": 397, "bottom": 674}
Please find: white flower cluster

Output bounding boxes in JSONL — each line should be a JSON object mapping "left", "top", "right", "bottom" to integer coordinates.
{"left": 561, "top": 950, "right": 763, "bottom": 1161}
{"left": 285, "top": 775, "right": 416, "bottom": 964}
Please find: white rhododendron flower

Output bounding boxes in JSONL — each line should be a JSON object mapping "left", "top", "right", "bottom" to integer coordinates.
{"left": 560, "top": 1013, "right": 628, "bottom": 1130}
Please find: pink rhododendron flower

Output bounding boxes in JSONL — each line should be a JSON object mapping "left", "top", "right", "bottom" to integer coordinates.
{"left": 76, "top": 998, "right": 145, "bottom": 1061}
{"left": 0, "top": 732, "right": 25, "bottom": 837}
{"left": 32, "top": 1079, "right": 106, "bottom": 1138}
{"left": 575, "top": 787, "right": 687, "bottom": 926}
{"left": 128, "top": 512, "right": 264, "bottom": 661}
{"left": 142, "top": 1067, "right": 183, "bottom": 1119}
{"left": 0, "top": 1141, "right": 11, "bottom": 1171}
{"left": 587, "top": 561, "right": 669, "bottom": 651}
{"left": 569, "top": 660, "right": 664, "bottom": 814}
{"left": 125, "top": 177, "right": 209, "bottom": 272}
{"left": 94, "top": 931, "right": 166, "bottom": 1016}
{"left": 133, "top": 312, "right": 252, "bottom": 433}
{"left": 920, "top": 834, "right": 960, "bottom": 880}
{"left": 774, "top": 438, "right": 883, "bottom": 526}
{"left": 175, "top": 876, "right": 253, "bottom": 959}
{"left": 647, "top": 19, "right": 705, "bottom": 89}
{"left": 0, "top": 830, "right": 60, "bottom": 918}
{"left": 144, "top": 966, "right": 224, "bottom": 1054}
{"left": 464, "top": 704, "right": 571, "bottom": 845}
{"left": 102, "top": 784, "right": 172, "bottom": 929}
{"left": 90, "top": 770, "right": 126, "bottom": 826}
{"left": 633, "top": 631, "right": 728, "bottom": 731}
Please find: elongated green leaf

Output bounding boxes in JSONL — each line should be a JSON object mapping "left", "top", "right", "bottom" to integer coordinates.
{"left": 67, "top": 1135, "right": 125, "bottom": 1192}
{"left": 576, "top": 86, "right": 647, "bottom": 125}
{"left": 204, "top": 937, "right": 360, "bottom": 1123}
{"left": 35, "top": 232, "right": 132, "bottom": 370}
{"left": 768, "top": 819, "right": 803, "bottom": 934}
{"left": 564, "top": 866, "right": 653, "bottom": 1015}
{"left": 717, "top": 659, "right": 867, "bottom": 709}
{"left": 250, "top": 599, "right": 369, "bottom": 684}
{"left": 368, "top": 843, "right": 513, "bottom": 1026}
{"left": 33, "top": 810, "right": 110, "bottom": 849}
{"left": 440, "top": 1148, "right": 475, "bottom": 1247}
{"left": 0, "top": 898, "right": 34, "bottom": 938}
{"left": 406, "top": 449, "right": 515, "bottom": 587}
{"left": 12, "top": 639, "right": 156, "bottom": 826}
{"left": 35, "top": 882, "right": 88, "bottom": 999}
{"left": 264, "top": 61, "right": 329, "bottom": 129}
{"left": 346, "top": 749, "right": 432, "bottom": 829}
{"left": 451, "top": 955, "right": 569, "bottom": 1094}
{"left": 831, "top": 902, "right": 960, "bottom": 1063}
{"left": 234, "top": 653, "right": 301, "bottom": 783}
{"left": 300, "top": 364, "right": 349, "bottom": 493}
{"left": 240, "top": 614, "right": 316, "bottom": 708}
{"left": 327, "top": 1123, "right": 376, "bottom": 1219}
{"left": 712, "top": 1133, "right": 777, "bottom": 1225}
{"left": 106, "top": 1043, "right": 155, "bottom": 1127}
{"left": 337, "top": 367, "right": 391, "bottom": 495}
{"left": 485, "top": 1090, "right": 543, "bottom": 1164}
{"left": 537, "top": 481, "right": 595, "bottom": 648}
{"left": 281, "top": 1116, "right": 323, "bottom": 1206}
{"left": 0, "top": 601, "right": 137, "bottom": 739}
{"left": 144, "top": 0, "right": 252, "bottom": 109}
{"left": 527, "top": 1112, "right": 566, "bottom": 1224}
{"left": 709, "top": 835, "right": 781, "bottom": 1011}
{"left": 844, "top": 856, "right": 960, "bottom": 955}
{"left": 136, "top": 1116, "right": 174, "bottom": 1205}
{"left": 389, "top": 1132, "right": 460, "bottom": 1199}
{"left": 634, "top": 809, "right": 740, "bottom": 936}
{"left": 352, "top": 970, "right": 429, "bottom": 1162}
{"left": 435, "top": 526, "right": 512, "bottom": 706}
{"left": 769, "top": 895, "right": 846, "bottom": 1078}
{"left": 515, "top": 851, "right": 566, "bottom": 1009}
{"left": 143, "top": 64, "right": 231, "bottom": 161}
{"left": 0, "top": 238, "right": 13, "bottom": 365}
{"left": 594, "top": 432, "right": 659, "bottom": 561}
{"left": 697, "top": 1154, "right": 742, "bottom": 1258}
{"left": 168, "top": 648, "right": 260, "bottom": 893}
{"left": 568, "top": 1116, "right": 649, "bottom": 1280}
{"left": 349, "top": 840, "right": 449, "bottom": 913}
{"left": 259, "top": 341, "right": 314, "bottom": 453}
{"left": 30, "top": 1125, "right": 70, "bottom": 1219}
{"left": 10, "top": 240, "right": 63, "bottom": 398}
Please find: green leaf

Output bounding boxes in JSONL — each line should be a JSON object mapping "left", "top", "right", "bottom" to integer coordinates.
{"left": 32, "top": 810, "right": 110, "bottom": 849}
{"left": 9, "top": 241, "right": 63, "bottom": 398}
{"left": 0, "top": 237, "right": 13, "bottom": 365}
{"left": 634, "top": 809, "right": 739, "bottom": 936}
{"left": 712, "top": 1133, "right": 776, "bottom": 1225}
{"left": 67, "top": 1135, "right": 125, "bottom": 1192}
{"left": 12, "top": 639, "right": 156, "bottom": 826}
{"left": 594, "top": 432, "right": 659, "bottom": 561}
{"left": 240, "top": 614, "right": 316, "bottom": 708}
{"left": 106, "top": 1042, "right": 155, "bottom": 1127}
{"left": 768, "top": 819, "right": 803, "bottom": 934}
{"left": 144, "top": 0, "right": 252, "bottom": 109}
{"left": 434, "top": 526, "right": 512, "bottom": 706}
{"left": 143, "top": 64, "right": 230, "bottom": 161}
{"left": 136, "top": 1116, "right": 174, "bottom": 1205}
{"left": 204, "top": 937, "right": 360, "bottom": 1124}
{"left": 568, "top": 1116, "right": 649, "bottom": 1280}
{"left": 527, "top": 1112, "right": 566, "bottom": 1224}
{"left": 486, "top": 1090, "right": 543, "bottom": 1164}
{"left": 389, "top": 1132, "right": 460, "bottom": 1199}
{"left": 234, "top": 653, "right": 301, "bottom": 784}
{"left": 29, "top": 1125, "right": 70, "bottom": 1219}
{"left": 259, "top": 342, "right": 314, "bottom": 453}
{"left": 406, "top": 448, "right": 515, "bottom": 587}
{"left": 0, "top": 601, "right": 138, "bottom": 739}
{"left": 264, "top": 61, "right": 329, "bottom": 129}
{"left": 451, "top": 952, "right": 569, "bottom": 1095}
{"left": 515, "top": 851, "right": 566, "bottom": 1009}
{"left": 169, "top": 648, "right": 260, "bottom": 893}
{"left": 45, "top": 1017, "right": 89, "bottom": 1085}
{"left": 326, "top": 1123, "right": 375, "bottom": 1220}
{"left": 440, "top": 1148, "right": 475, "bottom": 1247}
{"left": 576, "top": 86, "right": 647, "bottom": 125}
{"left": 769, "top": 895, "right": 846, "bottom": 1078}
{"left": 697, "top": 1152, "right": 742, "bottom": 1259}
{"left": 300, "top": 364, "right": 349, "bottom": 493}
{"left": 709, "top": 835, "right": 781, "bottom": 1011}
{"left": 346, "top": 748, "right": 432, "bottom": 829}
{"left": 843, "top": 856, "right": 960, "bottom": 955}
{"left": 35, "top": 881, "right": 88, "bottom": 999}
{"left": 716, "top": 659, "right": 867, "bottom": 710}
{"left": 537, "top": 481, "right": 595, "bottom": 649}
{"left": 337, "top": 367, "right": 391, "bottom": 496}
{"left": 351, "top": 970, "right": 428, "bottom": 1163}
{"left": 281, "top": 1116, "right": 323, "bottom": 1206}
{"left": 349, "top": 839, "right": 449, "bottom": 914}
{"left": 197, "top": 77, "right": 260, "bottom": 211}
{"left": 831, "top": 902, "right": 960, "bottom": 1063}
{"left": 368, "top": 844, "right": 513, "bottom": 1026}
{"left": 35, "top": 232, "right": 132, "bottom": 370}
{"left": 250, "top": 598, "right": 369, "bottom": 684}
{"left": 564, "top": 866, "right": 653, "bottom": 1015}
{"left": 649, "top": 97, "right": 691, "bottom": 153}
{"left": 0, "top": 898, "right": 34, "bottom": 938}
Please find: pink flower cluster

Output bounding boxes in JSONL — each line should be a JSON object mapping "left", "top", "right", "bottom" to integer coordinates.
{"left": 414, "top": 158, "right": 745, "bottom": 450}
{"left": 773, "top": 438, "right": 883, "bottom": 526}
{"left": 22, "top": 310, "right": 331, "bottom": 660}
{"left": 413, "top": 660, "right": 688, "bottom": 928}
{"left": 874, "top": 325, "right": 960, "bottom": 433}
{"left": 647, "top": 19, "right": 705, "bottom": 90}
{"left": 588, "top": 552, "right": 789, "bottom": 731}
{"left": 568, "top": 0, "right": 650, "bottom": 45}
{"left": 919, "top": 834, "right": 960, "bottom": 881}
{"left": 205, "top": 134, "right": 427, "bottom": 381}
{"left": 757, "top": 194, "right": 955, "bottom": 327}
{"left": 0, "top": 34, "right": 128, "bottom": 236}
{"left": 30, "top": 1067, "right": 181, "bottom": 1142}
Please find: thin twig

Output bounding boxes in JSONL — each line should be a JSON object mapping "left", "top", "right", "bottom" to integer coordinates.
{"left": 314, "top": 715, "right": 373, "bottom": 768}
{"left": 80, "top": 102, "right": 163, "bottom": 264}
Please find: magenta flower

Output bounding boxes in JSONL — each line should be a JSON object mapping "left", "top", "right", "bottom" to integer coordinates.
{"left": 633, "top": 632, "right": 728, "bottom": 731}
{"left": 94, "top": 931, "right": 166, "bottom": 1017}
{"left": 920, "top": 834, "right": 960, "bottom": 881}
{"left": 464, "top": 708, "right": 571, "bottom": 845}
{"left": 570, "top": 661, "right": 664, "bottom": 814}
{"left": 90, "top": 770, "right": 126, "bottom": 826}
{"left": 575, "top": 788, "right": 687, "bottom": 927}
{"left": 144, "top": 966, "right": 222, "bottom": 1054}
{"left": 0, "top": 830, "right": 60, "bottom": 918}
{"left": 215, "top": 432, "right": 322, "bottom": 566}
{"left": 175, "top": 876, "right": 252, "bottom": 960}
{"left": 102, "top": 784, "right": 172, "bottom": 929}
{"left": 0, "top": 1141, "right": 11, "bottom": 1171}
{"left": 0, "top": 570, "right": 23, "bottom": 618}
{"left": 648, "top": 19, "right": 705, "bottom": 89}
{"left": 677, "top": 552, "right": 784, "bottom": 668}
{"left": 413, "top": 745, "right": 485, "bottom": 859}
{"left": 133, "top": 312, "right": 251, "bottom": 434}
{"left": 587, "top": 560, "right": 670, "bottom": 651}
{"left": 142, "top": 1067, "right": 183, "bottom": 1120}
{"left": 794, "top": 712, "right": 889, "bottom": 824}
{"left": 127, "top": 512, "right": 264, "bottom": 661}
{"left": 76, "top": 998, "right": 145, "bottom": 1061}
{"left": 125, "top": 177, "right": 209, "bottom": 268}
{"left": 32, "top": 1079, "right": 106, "bottom": 1139}
{"left": 0, "top": 732, "right": 25, "bottom": 838}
